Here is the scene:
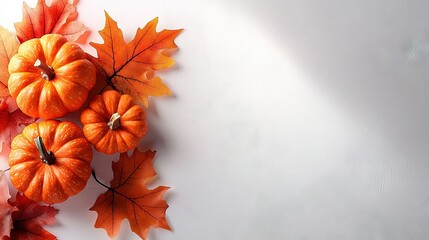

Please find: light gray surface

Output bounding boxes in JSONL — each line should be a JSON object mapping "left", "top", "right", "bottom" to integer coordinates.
{"left": 1, "top": 0, "right": 429, "bottom": 239}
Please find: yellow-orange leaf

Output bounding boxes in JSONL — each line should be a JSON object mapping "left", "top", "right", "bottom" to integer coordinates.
{"left": 0, "top": 26, "right": 19, "bottom": 97}
{"left": 90, "top": 11, "right": 182, "bottom": 107}
{"left": 90, "top": 149, "right": 170, "bottom": 239}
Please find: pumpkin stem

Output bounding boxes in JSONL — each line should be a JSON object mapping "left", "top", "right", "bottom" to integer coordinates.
{"left": 108, "top": 113, "right": 121, "bottom": 130}
{"left": 34, "top": 59, "right": 55, "bottom": 80}
{"left": 34, "top": 136, "right": 56, "bottom": 165}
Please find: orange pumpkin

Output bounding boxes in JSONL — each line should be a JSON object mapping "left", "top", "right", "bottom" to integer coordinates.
{"left": 8, "top": 34, "right": 96, "bottom": 119}
{"left": 80, "top": 90, "right": 147, "bottom": 154}
{"left": 8, "top": 120, "right": 93, "bottom": 204}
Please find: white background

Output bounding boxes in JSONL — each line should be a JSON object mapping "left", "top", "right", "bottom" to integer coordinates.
{"left": 2, "top": 0, "right": 429, "bottom": 239}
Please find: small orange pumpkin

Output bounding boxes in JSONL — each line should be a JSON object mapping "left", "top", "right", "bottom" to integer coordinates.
{"left": 80, "top": 90, "right": 147, "bottom": 154}
{"left": 8, "top": 120, "right": 93, "bottom": 204}
{"left": 8, "top": 34, "right": 96, "bottom": 119}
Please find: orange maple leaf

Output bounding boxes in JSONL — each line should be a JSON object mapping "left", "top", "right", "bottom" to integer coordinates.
{"left": 0, "top": 26, "right": 19, "bottom": 97}
{"left": 14, "top": 0, "right": 87, "bottom": 43}
{"left": 90, "top": 11, "right": 182, "bottom": 107}
{"left": 90, "top": 149, "right": 170, "bottom": 239}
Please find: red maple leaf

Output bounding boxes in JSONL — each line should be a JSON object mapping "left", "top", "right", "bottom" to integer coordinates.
{"left": 0, "top": 96, "right": 35, "bottom": 152}
{"left": 0, "top": 171, "right": 17, "bottom": 239}
{"left": 0, "top": 26, "right": 35, "bottom": 152}
{"left": 4, "top": 193, "right": 59, "bottom": 240}
{"left": 14, "top": 0, "right": 87, "bottom": 43}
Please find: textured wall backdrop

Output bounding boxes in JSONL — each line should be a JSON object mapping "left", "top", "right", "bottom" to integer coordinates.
{"left": 2, "top": 0, "right": 429, "bottom": 239}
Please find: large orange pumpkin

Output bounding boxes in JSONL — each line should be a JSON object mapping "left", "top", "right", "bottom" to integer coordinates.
{"left": 8, "top": 120, "right": 93, "bottom": 204}
{"left": 8, "top": 34, "right": 96, "bottom": 119}
{"left": 80, "top": 90, "right": 147, "bottom": 154}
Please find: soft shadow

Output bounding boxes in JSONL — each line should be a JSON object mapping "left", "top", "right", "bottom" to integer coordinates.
{"left": 226, "top": 0, "right": 429, "bottom": 159}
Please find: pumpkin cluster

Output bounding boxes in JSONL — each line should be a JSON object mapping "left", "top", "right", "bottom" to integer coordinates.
{"left": 7, "top": 34, "right": 148, "bottom": 204}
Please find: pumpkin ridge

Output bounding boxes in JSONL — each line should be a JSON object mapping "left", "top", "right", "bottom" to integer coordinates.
{"left": 54, "top": 71, "right": 89, "bottom": 90}
{"left": 37, "top": 120, "right": 59, "bottom": 148}
{"left": 87, "top": 95, "right": 110, "bottom": 118}
{"left": 82, "top": 109, "right": 109, "bottom": 124}
{"left": 49, "top": 122, "right": 71, "bottom": 152}
{"left": 9, "top": 149, "right": 39, "bottom": 165}
{"left": 117, "top": 126, "right": 139, "bottom": 139}
{"left": 18, "top": 38, "right": 46, "bottom": 65}
{"left": 54, "top": 158, "right": 90, "bottom": 182}
{"left": 38, "top": 82, "right": 67, "bottom": 118}
{"left": 43, "top": 167, "right": 68, "bottom": 203}
{"left": 120, "top": 106, "right": 145, "bottom": 121}
{"left": 21, "top": 121, "right": 41, "bottom": 143}
{"left": 16, "top": 79, "right": 44, "bottom": 117}
{"left": 40, "top": 34, "right": 68, "bottom": 67}
{"left": 10, "top": 161, "right": 41, "bottom": 191}
{"left": 106, "top": 130, "right": 119, "bottom": 154}
{"left": 26, "top": 166, "right": 46, "bottom": 202}
{"left": 51, "top": 163, "right": 86, "bottom": 196}
{"left": 51, "top": 42, "right": 87, "bottom": 68}
{"left": 8, "top": 54, "right": 38, "bottom": 75}
{"left": 40, "top": 120, "right": 62, "bottom": 153}
{"left": 57, "top": 121, "right": 84, "bottom": 143}
{"left": 7, "top": 72, "right": 40, "bottom": 96}
{"left": 120, "top": 121, "right": 147, "bottom": 138}
{"left": 10, "top": 156, "right": 40, "bottom": 168}
{"left": 83, "top": 123, "right": 109, "bottom": 144}
{"left": 54, "top": 138, "right": 92, "bottom": 163}
{"left": 96, "top": 131, "right": 117, "bottom": 154}
{"left": 114, "top": 130, "right": 130, "bottom": 153}
{"left": 89, "top": 105, "right": 111, "bottom": 120}
{"left": 117, "top": 94, "right": 135, "bottom": 115}
{"left": 12, "top": 134, "right": 38, "bottom": 153}
{"left": 50, "top": 79, "right": 88, "bottom": 112}
{"left": 103, "top": 90, "right": 121, "bottom": 114}
{"left": 55, "top": 59, "right": 96, "bottom": 90}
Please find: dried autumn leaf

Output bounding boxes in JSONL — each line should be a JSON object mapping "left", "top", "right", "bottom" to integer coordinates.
{"left": 0, "top": 96, "right": 35, "bottom": 152}
{"left": 90, "top": 11, "right": 182, "bottom": 107}
{"left": 0, "top": 171, "right": 17, "bottom": 239}
{"left": 90, "top": 149, "right": 170, "bottom": 239}
{"left": 5, "top": 193, "right": 59, "bottom": 240}
{"left": 14, "top": 0, "right": 87, "bottom": 43}
{"left": 0, "top": 26, "right": 19, "bottom": 96}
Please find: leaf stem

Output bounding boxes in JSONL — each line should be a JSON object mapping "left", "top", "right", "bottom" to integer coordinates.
{"left": 92, "top": 170, "right": 111, "bottom": 190}
{"left": 98, "top": 83, "right": 110, "bottom": 94}
{"left": 0, "top": 168, "right": 10, "bottom": 178}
